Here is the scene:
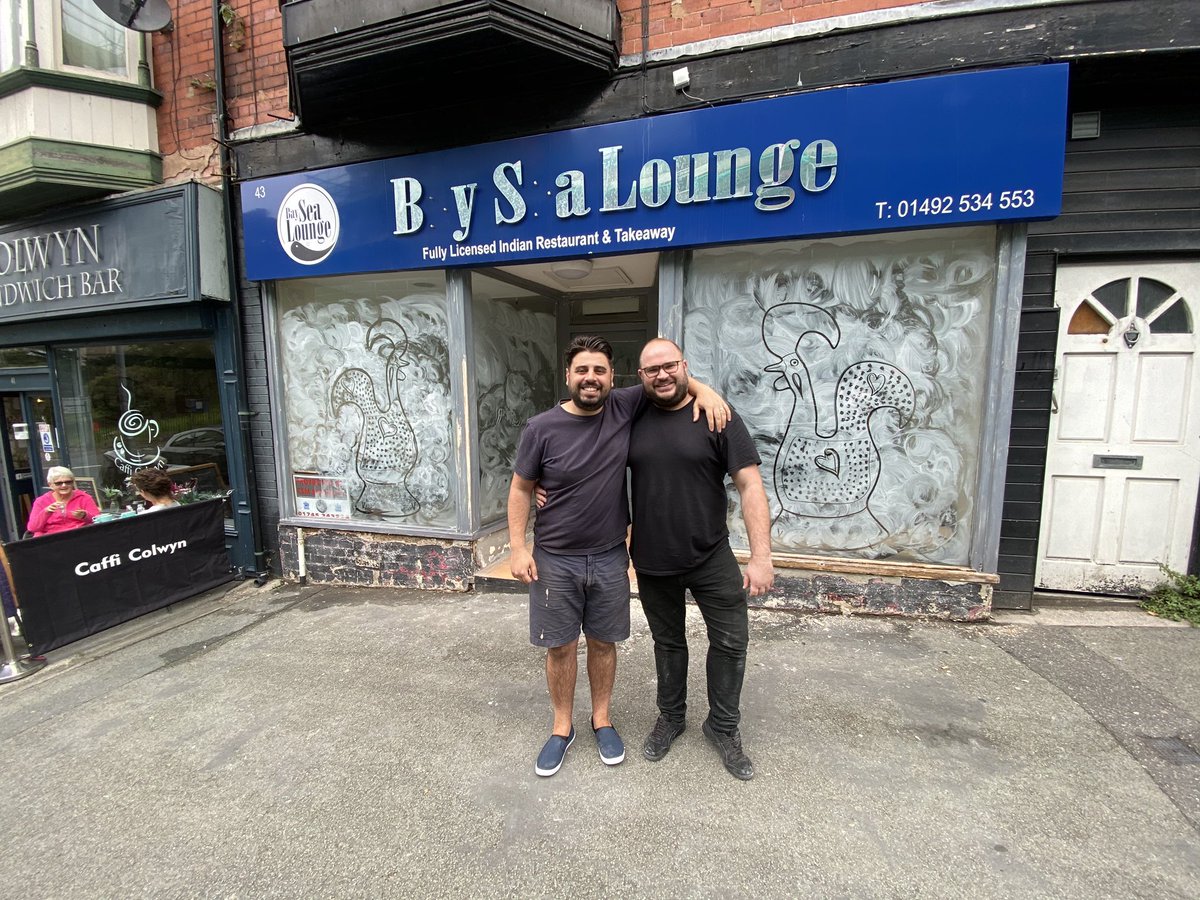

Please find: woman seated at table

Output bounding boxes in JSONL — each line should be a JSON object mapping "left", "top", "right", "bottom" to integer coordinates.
{"left": 27, "top": 467, "right": 100, "bottom": 537}
{"left": 130, "top": 468, "right": 180, "bottom": 512}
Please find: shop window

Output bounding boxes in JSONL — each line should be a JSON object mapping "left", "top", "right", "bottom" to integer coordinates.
{"left": 54, "top": 341, "right": 228, "bottom": 502}
{"left": 470, "top": 274, "right": 557, "bottom": 526}
{"left": 60, "top": 0, "right": 128, "bottom": 76}
{"left": 275, "top": 273, "right": 456, "bottom": 528}
{"left": 683, "top": 228, "right": 997, "bottom": 566}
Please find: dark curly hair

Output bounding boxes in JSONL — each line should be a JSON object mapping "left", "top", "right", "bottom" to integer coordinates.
{"left": 564, "top": 334, "right": 613, "bottom": 368}
{"left": 130, "top": 468, "right": 174, "bottom": 501}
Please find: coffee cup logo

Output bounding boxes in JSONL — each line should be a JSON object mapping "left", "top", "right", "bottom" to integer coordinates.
{"left": 277, "top": 184, "right": 340, "bottom": 265}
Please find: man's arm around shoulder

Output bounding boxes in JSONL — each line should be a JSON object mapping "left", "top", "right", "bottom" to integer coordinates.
{"left": 507, "top": 474, "right": 538, "bottom": 584}
{"left": 732, "top": 465, "right": 774, "bottom": 596}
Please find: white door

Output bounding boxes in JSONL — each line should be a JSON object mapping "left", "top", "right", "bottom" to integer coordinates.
{"left": 1036, "top": 261, "right": 1200, "bottom": 595}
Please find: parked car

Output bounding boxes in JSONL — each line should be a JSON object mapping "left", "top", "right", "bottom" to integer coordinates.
{"left": 161, "top": 427, "right": 226, "bottom": 470}
{"left": 105, "top": 427, "right": 226, "bottom": 479}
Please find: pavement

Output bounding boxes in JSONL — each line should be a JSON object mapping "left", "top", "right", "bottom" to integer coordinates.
{"left": 1, "top": 580, "right": 1198, "bottom": 899}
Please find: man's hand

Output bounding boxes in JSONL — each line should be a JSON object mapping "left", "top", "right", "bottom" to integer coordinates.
{"left": 733, "top": 465, "right": 773, "bottom": 597}
{"left": 534, "top": 483, "right": 547, "bottom": 509}
{"left": 510, "top": 546, "right": 538, "bottom": 584}
{"left": 743, "top": 556, "right": 774, "bottom": 597}
{"left": 689, "top": 379, "right": 730, "bottom": 432}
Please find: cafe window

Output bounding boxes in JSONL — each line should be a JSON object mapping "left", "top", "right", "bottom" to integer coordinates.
{"left": 682, "top": 227, "right": 997, "bottom": 566}
{"left": 54, "top": 340, "right": 229, "bottom": 498}
{"left": 275, "top": 272, "right": 457, "bottom": 529}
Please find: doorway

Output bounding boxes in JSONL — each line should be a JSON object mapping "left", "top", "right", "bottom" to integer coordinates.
{"left": 1036, "top": 261, "right": 1200, "bottom": 595}
{"left": 0, "top": 391, "right": 62, "bottom": 540}
{"left": 492, "top": 251, "right": 661, "bottom": 389}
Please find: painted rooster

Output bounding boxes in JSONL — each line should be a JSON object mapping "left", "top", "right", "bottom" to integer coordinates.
{"left": 330, "top": 318, "right": 419, "bottom": 516}
{"left": 761, "top": 293, "right": 916, "bottom": 534}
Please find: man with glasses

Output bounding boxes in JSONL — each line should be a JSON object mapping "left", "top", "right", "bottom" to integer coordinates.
{"left": 629, "top": 338, "right": 774, "bottom": 780}
{"left": 508, "top": 334, "right": 730, "bottom": 777}
{"left": 27, "top": 466, "right": 99, "bottom": 537}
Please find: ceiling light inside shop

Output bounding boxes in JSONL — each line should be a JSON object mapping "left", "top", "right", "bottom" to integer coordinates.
{"left": 550, "top": 259, "right": 594, "bottom": 281}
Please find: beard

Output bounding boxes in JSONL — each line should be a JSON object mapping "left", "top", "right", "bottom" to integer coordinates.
{"left": 645, "top": 374, "right": 688, "bottom": 408}
{"left": 570, "top": 380, "right": 610, "bottom": 411}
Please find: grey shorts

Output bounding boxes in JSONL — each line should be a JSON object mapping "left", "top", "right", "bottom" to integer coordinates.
{"left": 529, "top": 543, "right": 631, "bottom": 648}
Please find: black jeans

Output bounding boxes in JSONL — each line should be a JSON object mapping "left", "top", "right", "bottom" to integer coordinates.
{"left": 636, "top": 543, "right": 749, "bottom": 734}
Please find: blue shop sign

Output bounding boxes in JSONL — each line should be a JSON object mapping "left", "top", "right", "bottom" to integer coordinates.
{"left": 240, "top": 64, "right": 1068, "bottom": 281}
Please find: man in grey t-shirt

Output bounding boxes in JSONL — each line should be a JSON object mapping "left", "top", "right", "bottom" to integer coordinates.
{"left": 508, "top": 334, "right": 729, "bottom": 777}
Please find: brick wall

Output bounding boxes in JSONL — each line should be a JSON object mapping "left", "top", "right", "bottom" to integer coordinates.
{"left": 278, "top": 527, "right": 476, "bottom": 591}
{"left": 151, "top": 0, "right": 289, "bottom": 184}
{"left": 617, "top": 0, "right": 920, "bottom": 55}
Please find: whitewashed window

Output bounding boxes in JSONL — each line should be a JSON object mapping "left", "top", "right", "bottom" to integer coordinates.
{"left": 275, "top": 273, "right": 457, "bottom": 529}
{"left": 683, "top": 227, "right": 997, "bottom": 565}
{"left": 470, "top": 272, "right": 557, "bottom": 525}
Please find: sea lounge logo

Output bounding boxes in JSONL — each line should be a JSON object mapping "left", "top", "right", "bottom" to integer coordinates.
{"left": 277, "top": 184, "right": 339, "bottom": 265}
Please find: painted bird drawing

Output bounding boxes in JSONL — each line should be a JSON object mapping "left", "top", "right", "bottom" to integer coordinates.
{"left": 330, "top": 318, "right": 419, "bottom": 516}
{"left": 759, "top": 278, "right": 916, "bottom": 546}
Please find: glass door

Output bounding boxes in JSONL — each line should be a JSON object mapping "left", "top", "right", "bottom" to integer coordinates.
{"left": 0, "top": 392, "right": 62, "bottom": 538}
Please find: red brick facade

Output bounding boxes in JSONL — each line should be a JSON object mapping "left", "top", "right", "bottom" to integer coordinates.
{"left": 150, "top": 0, "right": 288, "bottom": 183}
{"left": 150, "top": 0, "right": 921, "bottom": 183}
{"left": 616, "top": 0, "right": 915, "bottom": 54}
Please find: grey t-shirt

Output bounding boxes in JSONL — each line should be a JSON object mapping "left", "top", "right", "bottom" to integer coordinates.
{"left": 513, "top": 385, "right": 645, "bottom": 555}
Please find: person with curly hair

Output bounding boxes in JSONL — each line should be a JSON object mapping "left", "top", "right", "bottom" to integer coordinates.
{"left": 130, "top": 468, "right": 180, "bottom": 512}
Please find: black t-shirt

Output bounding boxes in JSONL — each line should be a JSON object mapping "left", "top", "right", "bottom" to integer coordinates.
{"left": 628, "top": 401, "right": 761, "bottom": 575}
{"left": 513, "top": 385, "right": 646, "bottom": 555}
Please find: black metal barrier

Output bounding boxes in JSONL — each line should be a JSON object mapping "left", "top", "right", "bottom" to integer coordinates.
{"left": 2, "top": 499, "right": 234, "bottom": 655}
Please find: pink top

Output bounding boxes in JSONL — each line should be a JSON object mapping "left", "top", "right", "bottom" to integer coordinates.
{"left": 27, "top": 489, "right": 101, "bottom": 536}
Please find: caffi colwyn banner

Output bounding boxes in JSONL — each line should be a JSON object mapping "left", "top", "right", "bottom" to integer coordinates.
{"left": 240, "top": 65, "right": 1068, "bottom": 281}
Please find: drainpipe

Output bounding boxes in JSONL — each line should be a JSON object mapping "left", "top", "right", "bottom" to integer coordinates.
{"left": 212, "top": 0, "right": 268, "bottom": 579}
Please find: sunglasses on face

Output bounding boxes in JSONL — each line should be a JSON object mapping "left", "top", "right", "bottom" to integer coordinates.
{"left": 52, "top": 479, "right": 75, "bottom": 486}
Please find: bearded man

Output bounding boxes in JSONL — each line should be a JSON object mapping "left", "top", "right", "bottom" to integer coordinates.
{"left": 628, "top": 338, "right": 774, "bottom": 781}
{"left": 508, "top": 334, "right": 729, "bottom": 777}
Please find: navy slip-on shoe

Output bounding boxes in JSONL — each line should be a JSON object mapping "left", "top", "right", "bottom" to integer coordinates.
{"left": 592, "top": 718, "right": 625, "bottom": 766}
{"left": 535, "top": 726, "right": 575, "bottom": 777}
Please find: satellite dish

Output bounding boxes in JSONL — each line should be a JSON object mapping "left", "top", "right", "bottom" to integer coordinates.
{"left": 90, "top": 0, "right": 173, "bottom": 33}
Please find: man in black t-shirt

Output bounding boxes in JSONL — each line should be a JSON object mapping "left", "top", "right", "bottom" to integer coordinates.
{"left": 628, "top": 338, "right": 774, "bottom": 781}
{"left": 508, "top": 335, "right": 730, "bottom": 778}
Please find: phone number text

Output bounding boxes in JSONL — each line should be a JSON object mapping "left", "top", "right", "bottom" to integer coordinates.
{"left": 874, "top": 190, "right": 1037, "bottom": 220}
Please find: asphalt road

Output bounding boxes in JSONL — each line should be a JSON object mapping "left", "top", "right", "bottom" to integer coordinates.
{"left": 1, "top": 581, "right": 1197, "bottom": 898}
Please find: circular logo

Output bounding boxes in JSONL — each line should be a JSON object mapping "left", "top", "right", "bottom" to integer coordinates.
{"left": 277, "top": 183, "right": 340, "bottom": 265}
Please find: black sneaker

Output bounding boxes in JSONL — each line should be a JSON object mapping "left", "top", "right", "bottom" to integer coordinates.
{"left": 643, "top": 715, "right": 686, "bottom": 762}
{"left": 702, "top": 719, "right": 754, "bottom": 781}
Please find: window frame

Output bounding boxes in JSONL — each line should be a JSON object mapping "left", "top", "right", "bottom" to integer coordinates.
{"left": 53, "top": 0, "right": 141, "bottom": 82}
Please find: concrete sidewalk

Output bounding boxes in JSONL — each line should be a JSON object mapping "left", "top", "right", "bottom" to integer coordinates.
{"left": 1, "top": 580, "right": 1197, "bottom": 898}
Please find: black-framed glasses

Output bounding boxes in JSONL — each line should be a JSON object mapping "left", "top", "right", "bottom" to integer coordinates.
{"left": 638, "top": 360, "right": 682, "bottom": 378}
{"left": 52, "top": 479, "right": 75, "bottom": 486}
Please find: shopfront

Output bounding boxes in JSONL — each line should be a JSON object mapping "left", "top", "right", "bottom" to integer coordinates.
{"left": 238, "top": 65, "right": 1069, "bottom": 617}
{"left": 0, "top": 182, "right": 259, "bottom": 572}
